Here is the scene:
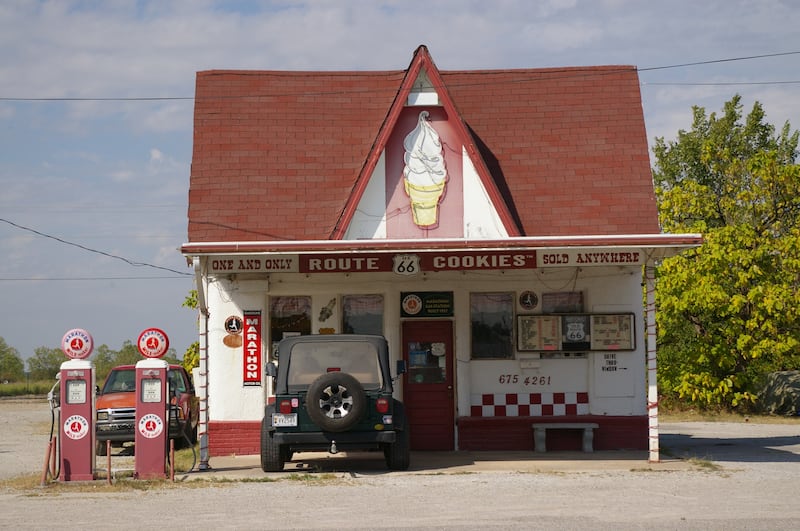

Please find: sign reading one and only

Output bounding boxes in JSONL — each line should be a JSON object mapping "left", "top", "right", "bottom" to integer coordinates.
{"left": 207, "top": 249, "right": 644, "bottom": 274}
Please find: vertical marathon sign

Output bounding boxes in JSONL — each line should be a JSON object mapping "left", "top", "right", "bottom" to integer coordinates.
{"left": 243, "top": 311, "right": 262, "bottom": 386}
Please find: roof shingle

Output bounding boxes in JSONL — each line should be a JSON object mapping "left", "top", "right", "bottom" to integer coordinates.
{"left": 188, "top": 55, "right": 659, "bottom": 242}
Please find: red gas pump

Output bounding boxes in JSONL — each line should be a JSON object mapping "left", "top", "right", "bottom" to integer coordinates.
{"left": 58, "top": 328, "right": 95, "bottom": 482}
{"left": 134, "top": 328, "right": 170, "bottom": 480}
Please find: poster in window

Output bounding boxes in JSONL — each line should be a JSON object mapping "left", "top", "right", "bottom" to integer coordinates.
{"left": 517, "top": 315, "right": 561, "bottom": 351}
{"left": 561, "top": 314, "right": 590, "bottom": 351}
{"left": 542, "top": 291, "right": 584, "bottom": 313}
{"left": 590, "top": 314, "right": 634, "bottom": 350}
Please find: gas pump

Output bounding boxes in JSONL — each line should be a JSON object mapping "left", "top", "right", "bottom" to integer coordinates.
{"left": 58, "top": 328, "right": 95, "bottom": 482}
{"left": 134, "top": 327, "right": 170, "bottom": 480}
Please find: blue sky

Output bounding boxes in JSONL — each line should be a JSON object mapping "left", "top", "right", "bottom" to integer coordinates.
{"left": 1, "top": 0, "right": 799, "bottom": 362}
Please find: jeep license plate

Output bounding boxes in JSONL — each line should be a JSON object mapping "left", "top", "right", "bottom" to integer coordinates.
{"left": 272, "top": 413, "right": 297, "bottom": 427}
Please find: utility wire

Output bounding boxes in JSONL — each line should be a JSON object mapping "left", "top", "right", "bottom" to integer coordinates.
{"left": 0, "top": 217, "right": 192, "bottom": 277}
{"left": 638, "top": 51, "right": 800, "bottom": 72}
{"left": 643, "top": 80, "right": 800, "bottom": 86}
{"left": 1, "top": 51, "right": 799, "bottom": 102}
{"left": 0, "top": 277, "right": 187, "bottom": 281}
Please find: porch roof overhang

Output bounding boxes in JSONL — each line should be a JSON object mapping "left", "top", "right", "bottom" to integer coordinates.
{"left": 181, "top": 233, "right": 702, "bottom": 262}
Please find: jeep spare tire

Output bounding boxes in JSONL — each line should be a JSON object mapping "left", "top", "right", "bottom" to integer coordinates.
{"left": 306, "top": 372, "right": 366, "bottom": 432}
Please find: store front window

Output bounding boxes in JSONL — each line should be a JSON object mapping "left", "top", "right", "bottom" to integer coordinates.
{"left": 470, "top": 292, "right": 513, "bottom": 359}
{"left": 269, "top": 296, "right": 311, "bottom": 359}
{"left": 342, "top": 294, "right": 384, "bottom": 335}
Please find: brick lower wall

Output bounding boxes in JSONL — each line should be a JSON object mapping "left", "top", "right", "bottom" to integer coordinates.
{"left": 456, "top": 415, "right": 647, "bottom": 451}
{"left": 208, "top": 420, "right": 260, "bottom": 457}
{"left": 209, "top": 416, "right": 648, "bottom": 456}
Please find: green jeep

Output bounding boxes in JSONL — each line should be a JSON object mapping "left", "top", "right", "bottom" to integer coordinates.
{"left": 261, "top": 334, "right": 410, "bottom": 472}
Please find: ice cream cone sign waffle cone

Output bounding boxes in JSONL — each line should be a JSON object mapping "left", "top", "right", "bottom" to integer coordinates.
{"left": 403, "top": 111, "right": 447, "bottom": 227}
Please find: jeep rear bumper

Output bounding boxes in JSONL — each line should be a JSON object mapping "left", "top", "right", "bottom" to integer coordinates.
{"left": 272, "top": 430, "right": 396, "bottom": 448}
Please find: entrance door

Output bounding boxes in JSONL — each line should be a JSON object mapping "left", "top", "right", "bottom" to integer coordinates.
{"left": 401, "top": 320, "right": 455, "bottom": 450}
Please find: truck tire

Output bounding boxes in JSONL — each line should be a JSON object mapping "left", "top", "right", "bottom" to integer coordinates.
{"left": 306, "top": 372, "right": 366, "bottom": 432}
{"left": 260, "top": 413, "right": 285, "bottom": 472}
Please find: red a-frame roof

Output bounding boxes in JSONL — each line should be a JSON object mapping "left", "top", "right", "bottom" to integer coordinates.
{"left": 187, "top": 46, "right": 659, "bottom": 243}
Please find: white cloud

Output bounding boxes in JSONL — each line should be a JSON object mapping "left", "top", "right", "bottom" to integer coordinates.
{"left": 149, "top": 148, "right": 163, "bottom": 164}
{"left": 110, "top": 169, "right": 135, "bottom": 183}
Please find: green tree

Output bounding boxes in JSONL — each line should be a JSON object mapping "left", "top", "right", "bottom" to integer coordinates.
{"left": 115, "top": 340, "right": 146, "bottom": 366}
{"left": 182, "top": 290, "right": 200, "bottom": 374}
{"left": 27, "top": 346, "right": 66, "bottom": 380}
{"left": 92, "top": 344, "right": 117, "bottom": 383}
{"left": 162, "top": 348, "right": 180, "bottom": 366}
{"left": 92, "top": 341, "right": 182, "bottom": 384}
{"left": 653, "top": 95, "right": 800, "bottom": 409}
{"left": 0, "top": 337, "right": 25, "bottom": 382}
{"left": 91, "top": 342, "right": 139, "bottom": 383}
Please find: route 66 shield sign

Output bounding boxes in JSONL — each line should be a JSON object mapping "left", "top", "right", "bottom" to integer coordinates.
{"left": 393, "top": 254, "right": 420, "bottom": 276}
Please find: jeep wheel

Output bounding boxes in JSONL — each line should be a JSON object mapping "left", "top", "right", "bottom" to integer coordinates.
{"left": 306, "top": 372, "right": 366, "bottom": 432}
{"left": 260, "top": 415, "right": 285, "bottom": 472}
{"left": 384, "top": 402, "right": 410, "bottom": 470}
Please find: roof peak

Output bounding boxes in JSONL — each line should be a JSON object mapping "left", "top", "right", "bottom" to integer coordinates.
{"left": 330, "top": 45, "right": 521, "bottom": 239}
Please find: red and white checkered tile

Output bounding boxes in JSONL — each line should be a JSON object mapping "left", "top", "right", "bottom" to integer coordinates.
{"left": 470, "top": 392, "right": 590, "bottom": 417}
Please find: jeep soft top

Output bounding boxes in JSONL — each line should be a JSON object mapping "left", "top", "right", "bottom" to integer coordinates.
{"left": 261, "top": 334, "right": 410, "bottom": 471}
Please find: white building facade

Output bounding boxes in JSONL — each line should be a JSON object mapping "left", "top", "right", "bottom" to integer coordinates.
{"left": 182, "top": 46, "right": 700, "bottom": 463}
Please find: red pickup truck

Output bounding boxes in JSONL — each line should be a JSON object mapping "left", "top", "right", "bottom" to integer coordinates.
{"left": 95, "top": 364, "right": 198, "bottom": 455}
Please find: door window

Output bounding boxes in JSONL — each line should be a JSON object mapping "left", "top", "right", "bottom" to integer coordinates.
{"left": 407, "top": 341, "right": 447, "bottom": 384}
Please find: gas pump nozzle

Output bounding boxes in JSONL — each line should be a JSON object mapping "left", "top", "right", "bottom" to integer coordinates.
{"left": 47, "top": 373, "right": 61, "bottom": 410}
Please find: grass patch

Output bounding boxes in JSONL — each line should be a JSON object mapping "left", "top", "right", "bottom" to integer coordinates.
{"left": 0, "top": 382, "right": 57, "bottom": 398}
{"left": 1, "top": 472, "right": 204, "bottom": 494}
{"left": 659, "top": 405, "right": 800, "bottom": 424}
{"left": 685, "top": 457, "right": 723, "bottom": 471}
{"left": 285, "top": 472, "right": 340, "bottom": 482}
{"left": 661, "top": 411, "right": 800, "bottom": 424}
{"left": 172, "top": 445, "right": 199, "bottom": 473}
{"left": 2, "top": 467, "right": 332, "bottom": 494}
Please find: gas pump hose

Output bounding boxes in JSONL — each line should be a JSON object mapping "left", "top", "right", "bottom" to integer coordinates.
{"left": 46, "top": 378, "right": 61, "bottom": 480}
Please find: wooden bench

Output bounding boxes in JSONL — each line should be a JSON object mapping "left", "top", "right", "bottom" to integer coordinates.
{"left": 532, "top": 423, "right": 599, "bottom": 453}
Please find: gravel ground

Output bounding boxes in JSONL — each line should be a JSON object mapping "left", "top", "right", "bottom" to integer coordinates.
{"left": 2, "top": 397, "right": 800, "bottom": 530}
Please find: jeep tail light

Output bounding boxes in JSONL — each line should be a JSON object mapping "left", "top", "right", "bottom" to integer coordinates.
{"left": 279, "top": 400, "right": 293, "bottom": 414}
{"left": 326, "top": 367, "right": 341, "bottom": 372}
{"left": 376, "top": 397, "right": 390, "bottom": 414}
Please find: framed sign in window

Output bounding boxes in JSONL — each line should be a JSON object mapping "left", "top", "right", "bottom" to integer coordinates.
{"left": 590, "top": 314, "right": 634, "bottom": 351}
{"left": 517, "top": 313, "right": 635, "bottom": 352}
{"left": 517, "top": 315, "right": 561, "bottom": 351}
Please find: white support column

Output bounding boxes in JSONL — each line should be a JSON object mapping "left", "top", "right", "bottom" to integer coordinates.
{"left": 193, "top": 257, "right": 211, "bottom": 470}
{"left": 645, "top": 262, "right": 659, "bottom": 462}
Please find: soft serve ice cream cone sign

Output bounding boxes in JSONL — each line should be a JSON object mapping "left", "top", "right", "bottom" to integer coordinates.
{"left": 403, "top": 111, "right": 447, "bottom": 227}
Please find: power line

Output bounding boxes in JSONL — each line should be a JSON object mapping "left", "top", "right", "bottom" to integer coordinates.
{"left": 638, "top": 51, "right": 800, "bottom": 72}
{"left": 643, "top": 80, "right": 800, "bottom": 86}
{"left": 0, "top": 96, "right": 193, "bottom": 102}
{"left": 0, "top": 217, "right": 192, "bottom": 277}
{"left": 1, "top": 51, "right": 799, "bottom": 102}
{"left": 0, "top": 276, "right": 187, "bottom": 281}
